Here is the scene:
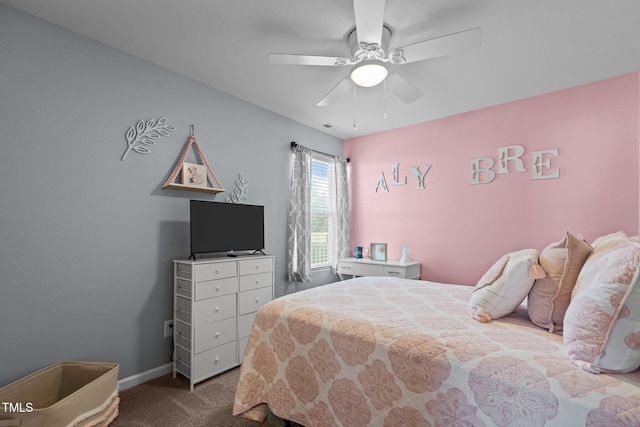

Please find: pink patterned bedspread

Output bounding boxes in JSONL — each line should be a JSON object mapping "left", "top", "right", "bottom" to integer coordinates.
{"left": 233, "top": 277, "right": 640, "bottom": 426}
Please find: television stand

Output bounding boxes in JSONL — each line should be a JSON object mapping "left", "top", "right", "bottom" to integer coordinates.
{"left": 172, "top": 254, "right": 275, "bottom": 390}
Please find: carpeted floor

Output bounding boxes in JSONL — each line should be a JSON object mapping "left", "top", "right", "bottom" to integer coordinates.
{"left": 111, "top": 367, "right": 287, "bottom": 427}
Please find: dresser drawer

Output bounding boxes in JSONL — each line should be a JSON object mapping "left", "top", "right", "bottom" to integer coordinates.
{"left": 238, "top": 311, "right": 257, "bottom": 339}
{"left": 195, "top": 276, "right": 238, "bottom": 300}
{"left": 176, "top": 278, "right": 192, "bottom": 298}
{"left": 239, "top": 287, "right": 273, "bottom": 316}
{"left": 194, "top": 261, "right": 237, "bottom": 281}
{"left": 194, "top": 316, "right": 236, "bottom": 353}
{"left": 176, "top": 296, "right": 192, "bottom": 324}
{"left": 194, "top": 294, "right": 237, "bottom": 326}
{"left": 193, "top": 341, "right": 237, "bottom": 381}
{"left": 239, "top": 272, "right": 273, "bottom": 292}
{"left": 175, "top": 320, "right": 192, "bottom": 349}
{"left": 175, "top": 263, "right": 192, "bottom": 280}
{"left": 354, "top": 263, "right": 384, "bottom": 276}
{"left": 239, "top": 258, "right": 273, "bottom": 276}
{"left": 175, "top": 359, "right": 191, "bottom": 379}
{"left": 175, "top": 345, "right": 191, "bottom": 368}
{"left": 383, "top": 266, "right": 405, "bottom": 278}
{"left": 337, "top": 262, "right": 355, "bottom": 275}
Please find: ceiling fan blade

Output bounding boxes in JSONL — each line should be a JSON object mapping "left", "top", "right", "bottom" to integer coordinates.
{"left": 269, "top": 53, "right": 351, "bottom": 67}
{"left": 387, "top": 72, "right": 423, "bottom": 103}
{"left": 317, "top": 76, "right": 354, "bottom": 106}
{"left": 353, "top": 0, "right": 386, "bottom": 48}
{"left": 390, "top": 27, "right": 482, "bottom": 64}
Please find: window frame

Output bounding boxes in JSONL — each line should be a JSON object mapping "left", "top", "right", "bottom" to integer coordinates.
{"left": 309, "top": 153, "right": 336, "bottom": 269}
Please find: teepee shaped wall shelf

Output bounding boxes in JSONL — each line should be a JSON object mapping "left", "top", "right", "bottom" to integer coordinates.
{"left": 162, "top": 131, "right": 225, "bottom": 194}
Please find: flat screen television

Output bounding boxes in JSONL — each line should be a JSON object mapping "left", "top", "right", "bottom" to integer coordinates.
{"left": 190, "top": 200, "right": 265, "bottom": 259}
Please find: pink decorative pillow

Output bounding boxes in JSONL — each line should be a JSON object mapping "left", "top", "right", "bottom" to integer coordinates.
{"left": 527, "top": 232, "right": 592, "bottom": 333}
{"left": 470, "top": 249, "right": 542, "bottom": 323}
{"left": 563, "top": 234, "right": 640, "bottom": 373}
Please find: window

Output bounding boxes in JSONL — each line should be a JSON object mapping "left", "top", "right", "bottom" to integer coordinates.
{"left": 310, "top": 153, "right": 336, "bottom": 268}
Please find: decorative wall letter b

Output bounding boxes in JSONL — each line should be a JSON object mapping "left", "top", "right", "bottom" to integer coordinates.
{"left": 471, "top": 158, "right": 496, "bottom": 185}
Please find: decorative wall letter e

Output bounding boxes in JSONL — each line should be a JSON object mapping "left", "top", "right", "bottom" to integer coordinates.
{"left": 121, "top": 117, "right": 175, "bottom": 161}
{"left": 531, "top": 149, "right": 560, "bottom": 179}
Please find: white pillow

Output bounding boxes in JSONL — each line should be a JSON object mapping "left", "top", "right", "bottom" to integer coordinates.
{"left": 564, "top": 234, "right": 640, "bottom": 373}
{"left": 470, "top": 248, "right": 541, "bottom": 322}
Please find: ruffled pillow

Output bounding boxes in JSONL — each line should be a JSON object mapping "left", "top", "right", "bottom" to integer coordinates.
{"left": 470, "top": 248, "right": 543, "bottom": 323}
{"left": 564, "top": 232, "right": 640, "bottom": 373}
{"left": 528, "top": 232, "right": 592, "bottom": 333}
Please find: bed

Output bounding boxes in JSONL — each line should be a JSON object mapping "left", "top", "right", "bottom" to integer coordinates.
{"left": 233, "top": 232, "right": 640, "bottom": 426}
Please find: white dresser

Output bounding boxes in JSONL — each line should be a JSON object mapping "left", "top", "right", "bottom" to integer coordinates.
{"left": 337, "top": 258, "right": 421, "bottom": 280}
{"left": 173, "top": 254, "right": 275, "bottom": 390}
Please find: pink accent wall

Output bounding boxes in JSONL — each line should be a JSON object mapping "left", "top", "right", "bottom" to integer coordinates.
{"left": 344, "top": 73, "right": 639, "bottom": 285}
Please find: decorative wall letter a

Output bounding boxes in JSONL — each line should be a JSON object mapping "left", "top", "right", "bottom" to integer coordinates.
{"left": 375, "top": 172, "right": 389, "bottom": 192}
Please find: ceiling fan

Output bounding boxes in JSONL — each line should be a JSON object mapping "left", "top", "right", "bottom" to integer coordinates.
{"left": 269, "top": 0, "right": 482, "bottom": 107}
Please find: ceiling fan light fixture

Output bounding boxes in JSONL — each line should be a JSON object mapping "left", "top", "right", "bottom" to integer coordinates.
{"left": 350, "top": 59, "right": 388, "bottom": 87}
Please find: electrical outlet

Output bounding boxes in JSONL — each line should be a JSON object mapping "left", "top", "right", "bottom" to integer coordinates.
{"left": 164, "top": 320, "right": 174, "bottom": 338}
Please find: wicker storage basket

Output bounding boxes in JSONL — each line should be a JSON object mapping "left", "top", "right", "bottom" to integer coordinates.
{"left": 0, "top": 361, "right": 119, "bottom": 427}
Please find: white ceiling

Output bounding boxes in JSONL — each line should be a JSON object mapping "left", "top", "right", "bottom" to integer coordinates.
{"left": 3, "top": 0, "right": 640, "bottom": 140}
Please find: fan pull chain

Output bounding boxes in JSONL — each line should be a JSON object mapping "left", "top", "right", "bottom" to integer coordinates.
{"left": 353, "top": 85, "right": 357, "bottom": 129}
{"left": 383, "top": 78, "right": 387, "bottom": 120}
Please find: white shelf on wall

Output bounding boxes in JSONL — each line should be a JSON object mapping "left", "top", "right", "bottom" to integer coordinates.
{"left": 162, "top": 182, "right": 224, "bottom": 194}
{"left": 162, "top": 128, "right": 225, "bottom": 194}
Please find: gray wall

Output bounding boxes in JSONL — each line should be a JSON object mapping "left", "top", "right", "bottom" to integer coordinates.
{"left": 0, "top": 4, "right": 342, "bottom": 386}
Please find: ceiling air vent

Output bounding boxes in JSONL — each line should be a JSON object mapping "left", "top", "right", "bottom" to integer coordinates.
{"left": 321, "top": 123, "right": 334, "bottom": 129}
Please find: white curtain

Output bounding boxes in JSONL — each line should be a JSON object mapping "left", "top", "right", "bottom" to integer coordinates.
{"left": 287, "top": 145, "right": 312, "bottom": 282}
{"left": 287, "top": 144, "right": 351, "bottom": 283}
{"left": 333, "top": 157, "right": 350, "bottom": 273}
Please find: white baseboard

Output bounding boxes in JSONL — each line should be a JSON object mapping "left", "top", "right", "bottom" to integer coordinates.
{"left": 117, "top": 363, "right": 172, "bottom": 391}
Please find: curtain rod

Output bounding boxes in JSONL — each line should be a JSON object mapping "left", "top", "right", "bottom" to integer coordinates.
{"left": 290, "top": 142, "right": 350, "bottom": 163}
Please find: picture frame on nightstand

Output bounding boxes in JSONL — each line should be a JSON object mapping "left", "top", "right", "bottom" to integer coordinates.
{"left": 370, "top": 243, "right": 387, "bottom": 261}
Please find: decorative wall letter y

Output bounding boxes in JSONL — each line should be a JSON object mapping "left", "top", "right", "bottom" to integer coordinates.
{"left": 121, "top": 118, "right": 176, "bottom": 161}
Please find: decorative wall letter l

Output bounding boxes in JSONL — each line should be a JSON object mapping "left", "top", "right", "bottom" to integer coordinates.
{"left": 391, "top": 164, "right": 407, "bottom": 185}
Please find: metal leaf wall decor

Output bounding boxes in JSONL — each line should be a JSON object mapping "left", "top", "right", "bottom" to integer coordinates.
{"left": 227, "top": 173, "right": 249, "bottom": 204}
{"left": 121, "top": 117, "right": 176, "bottom": 161}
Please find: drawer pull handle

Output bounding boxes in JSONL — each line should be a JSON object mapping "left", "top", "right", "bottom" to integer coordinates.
{"left": 215, "top": 269, "right": 220, "bottom": 273}
{"left": 215, "top": 306, "right": 220, "bottom": 312}
{"left": 215, "top": 357, "right": 220, "bottom": 363}
{"left": 216, "top": 286, "right": 221, "bottom": 291}
{"left": 255, "top": 279, "right": 260, "bottom": 284}
{"left": 215, "top": 332, "right": 220, "bottom": 337}
{"left": 255, "top": 265, "right": 260, "bottom": 269}
{"left": 255, "top": 298, "right": 260, "bottom": 303}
